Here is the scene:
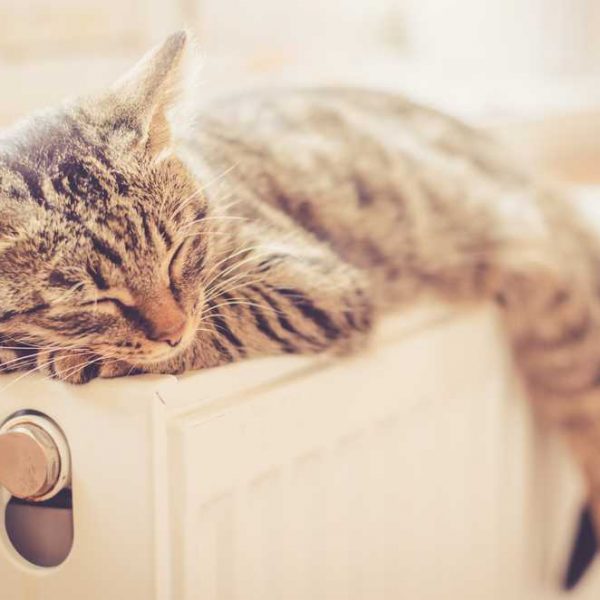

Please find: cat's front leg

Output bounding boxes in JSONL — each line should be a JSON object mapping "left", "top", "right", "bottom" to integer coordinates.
{"left": 0, "top": 348, "right": 23, "bottom": 374}
{"left": 182, "top": 237, "right": 376, "bottom": 370}
{"left": 36, "top": 350, "right": 139, "bottom": 384}
{"left": 57, "top": 239, "right": 376, "bottom": 381}
{"left": 0, "top": 338, "right": 52, "bottom": 377}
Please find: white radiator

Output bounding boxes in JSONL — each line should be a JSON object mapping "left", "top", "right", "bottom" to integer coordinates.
{"left": 0, "top": 304, "right": 598, "bottom": 599}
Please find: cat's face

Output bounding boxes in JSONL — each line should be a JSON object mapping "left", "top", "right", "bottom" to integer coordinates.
{"left": 0, "top": 32, "right": 210, "bottom": 366}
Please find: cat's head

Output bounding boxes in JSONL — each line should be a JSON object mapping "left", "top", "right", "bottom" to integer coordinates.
{"left": 0, "top": 32, "right": 212, "bottom": 367}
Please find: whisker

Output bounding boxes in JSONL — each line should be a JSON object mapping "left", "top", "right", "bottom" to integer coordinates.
{"left": 204, "top": 274, "right": 269, "bottom": 305}
{"left": 201, "top": 298, "right": 284, "bottom": 318}
{"left": 0, "top": 356, "right": 60, "bottom": 395}
{"left": 47, "top": 351, "right": 117, "bottom": 384}
{"left": 49, "top": 281, "right": 86, "bottom": 306}
{"left": 0, "top": 349, "right": 60, "bottom": 371}
{"left": 194, "top": 326, "right": 215, "bottom": 335}
{"left": 201, "top": 245, "right": 264, "bottom": 294}
{"left": 169, "top": 162, "right": 240, "bottom": 220}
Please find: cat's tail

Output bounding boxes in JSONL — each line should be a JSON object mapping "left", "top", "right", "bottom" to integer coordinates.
{"left": 563, "top": 505, "right": 598, "bottom": 590}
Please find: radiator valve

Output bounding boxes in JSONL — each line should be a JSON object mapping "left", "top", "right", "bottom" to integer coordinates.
{"left": 0, "top": 414, "right": 70, "bottom": 502}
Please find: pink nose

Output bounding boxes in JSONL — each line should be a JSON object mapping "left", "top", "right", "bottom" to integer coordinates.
{"left": 140, "top": 291, "right": 188, "bottom": 347}
{"left": 149, "top": 319, "right": 186, "bottom": 347}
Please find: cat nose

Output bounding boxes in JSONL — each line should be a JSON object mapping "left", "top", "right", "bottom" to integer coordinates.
{"left": 149, "top": 318, "right": 186, "bottom": 347}
{"left": 140, "top": 291, "right": 187, "bottom": 347}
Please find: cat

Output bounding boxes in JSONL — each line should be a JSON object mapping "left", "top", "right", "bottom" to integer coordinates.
{"left": 1, "top": 31, "right": 600, "bottom": 586}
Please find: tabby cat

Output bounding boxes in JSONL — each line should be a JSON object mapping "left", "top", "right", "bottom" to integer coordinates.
{"left": 1, "top": 32, "right": 599, "bottom": 586}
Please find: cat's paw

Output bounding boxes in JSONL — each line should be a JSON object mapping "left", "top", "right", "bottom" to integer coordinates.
{"left": 48, "top": 350, "right": 104, "bottom": 384}
{"left": 98, "top": 360, "right": 143, "bottom": 380}
{"left": 47, "top": 352, "right": 142, "bottom": 384}
{"left": 0, "top": 348, "right": 23, "bottom": 373}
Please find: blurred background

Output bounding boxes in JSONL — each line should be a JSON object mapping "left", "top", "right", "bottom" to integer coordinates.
{"left": 0, "top": 0, "right": 599, "bottom": 182}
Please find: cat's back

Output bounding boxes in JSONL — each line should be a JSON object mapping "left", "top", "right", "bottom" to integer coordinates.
{"left": 189, "top": 87, "right": 516, "bottom": 178}
{"left": 183, "top": 88, "right": 533, "bottom": 299}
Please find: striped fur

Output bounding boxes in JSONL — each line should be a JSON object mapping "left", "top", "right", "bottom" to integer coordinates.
{"left": 3, "top": 34, "right": 600, "bottom": 579}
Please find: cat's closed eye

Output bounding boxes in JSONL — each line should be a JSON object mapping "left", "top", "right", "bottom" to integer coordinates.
{"left": 78, "top": 298, "right": 130, "bottom": 309}
{"left": 76, "top": 286, "right": 136, "bottom": 310}
{"left": 168, "top": 241, "right": 188, "bottom": 294}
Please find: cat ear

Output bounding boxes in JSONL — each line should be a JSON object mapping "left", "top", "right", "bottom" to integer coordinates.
{"left": 106, "top": 31, "right": 189, "bottom": 155}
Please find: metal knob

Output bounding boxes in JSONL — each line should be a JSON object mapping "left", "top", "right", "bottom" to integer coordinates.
{"left": 0, "top": 414, "right": 70, "bottom": 501}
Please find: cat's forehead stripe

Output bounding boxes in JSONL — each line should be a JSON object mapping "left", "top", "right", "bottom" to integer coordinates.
{"left": 5, "top": 159, "right": 52, "bottom": 210}
{"left": 89, "top": 235, "right": 124, "bottom": 267}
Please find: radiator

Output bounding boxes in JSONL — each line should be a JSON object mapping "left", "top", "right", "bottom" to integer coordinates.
{"left": 0, "top": 304, "right": 598, "bottom": 599}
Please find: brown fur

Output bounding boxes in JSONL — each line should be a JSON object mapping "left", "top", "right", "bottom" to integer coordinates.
{"left": 3, "top": 32, "right": 600, "bottom": 549}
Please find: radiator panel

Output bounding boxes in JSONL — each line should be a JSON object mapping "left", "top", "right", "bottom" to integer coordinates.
{"left": 164, "top": 307, "right": 587, "bottom": 599}
{"left": 0, "top": 305, "right": 596, "bottom": 599}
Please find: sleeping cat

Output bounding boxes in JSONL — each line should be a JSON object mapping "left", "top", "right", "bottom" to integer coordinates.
{"left": 1, "top": 32, "right": 600, "bottom": 585}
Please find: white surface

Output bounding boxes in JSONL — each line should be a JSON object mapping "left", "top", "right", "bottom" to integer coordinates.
{"left": 404, "top": 0, "right": 600, "bottom": 77}
{"left": 0, "top": 303, "right": 597, "bottom": 599}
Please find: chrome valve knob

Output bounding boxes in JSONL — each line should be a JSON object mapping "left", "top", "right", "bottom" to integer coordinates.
{"left": 0, "top": 414, "right": 70, "bottom": 501}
